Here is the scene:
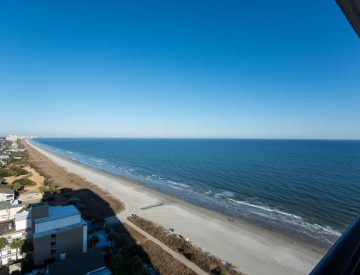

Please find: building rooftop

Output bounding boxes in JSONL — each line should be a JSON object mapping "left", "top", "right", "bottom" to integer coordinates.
{"left": 34, "top": 205, "right": 80, "bottom": 224}
{"left": 0, "top": 188, "right": 14, "bottom": 195}
{"left": 18, "top": 193, "right": 43, "bottom": 202}
{"left": 0, "top": 221, "right": 15, "bottom": 235}
{"left": 33, "top": 220, "right": 87, "bottom": 238}
{"left": 48, "top": 248, "right": 109, "bottom": 275}
{"left": 0, "top": 200, "right": 23, "bottom": 210}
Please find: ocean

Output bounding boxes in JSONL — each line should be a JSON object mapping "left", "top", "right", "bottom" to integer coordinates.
{"left": 33, "top": 138, "right": 360, "bottom": 248}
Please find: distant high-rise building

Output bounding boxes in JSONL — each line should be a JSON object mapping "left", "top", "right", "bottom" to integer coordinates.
{"left": 6, "top": 135, "right": 18, "bottom": 142}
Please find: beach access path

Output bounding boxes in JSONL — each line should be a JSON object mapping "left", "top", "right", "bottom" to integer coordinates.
{"left": 107, "top": 212, "right": 208, "bottom": 275}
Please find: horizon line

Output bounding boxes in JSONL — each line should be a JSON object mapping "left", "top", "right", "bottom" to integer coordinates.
{"left": 26, "top": 136, "right": 360, "bottom": 141}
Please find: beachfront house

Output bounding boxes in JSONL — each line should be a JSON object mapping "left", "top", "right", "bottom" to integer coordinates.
{"left": 0, "top": 188, "right": 15, "bottom": 202}
{"left": 31, "top": 203, "right": 88, "bottom": 266}
{"left": 0, "top": 153, "right": 9, "bottom": 160}
{"left": 0, "top": 210, "right": 31, "bottom": 265}
{"left": 0, "top": 201, "right": 25, "bottom": 222}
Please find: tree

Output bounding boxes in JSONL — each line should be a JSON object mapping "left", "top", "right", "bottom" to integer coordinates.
{"left": 9, "top": 239, "right": 24, "bottom": 260}
{"left": 89, "top": 235, "right": 99, "bottom": 248}
{"left": 12, "top": 182, "right": 21, "bottom": 191}
{"left": 39, "top": 183, "right": 60, "bottom": 194}
{"left": 0, "top": 237, "right": 8, "bottom": 259}
{"left": 106, "top": 232, "right": 116, "bottom": 252}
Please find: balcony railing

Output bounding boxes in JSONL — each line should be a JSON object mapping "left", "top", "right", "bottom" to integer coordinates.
{"left": 310, "top": 216, "right": 360, "bottom": 275}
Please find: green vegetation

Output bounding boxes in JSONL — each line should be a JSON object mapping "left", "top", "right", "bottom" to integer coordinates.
{"left": 13, "top": 177, "right": 36, "bottom": 187}
{"left": 9, "top": 167, "right": 28, "bottom": 176}
{"left": 12, "top": 182, "right": 22, "bottom": 191}
{"left": 0, "top": 167, "right": 28, "bottom": 177}
{"left": 9, "top": 239, "right": 25, "bottom": 259}
{"left": 108, "top": 224, "right": 197, "bottom": 275}
{"left": 0, "top": 168, "right": 12, "bottom": 177}
{"left": 128, "top": 215, "right": 241, "bottom": 275}
{"left": 89, "top": 235, "right": 100, "bottom": 248}
{"left": 39, "top": 182, "right": 60, "bottom": 194}
{"left": 110, "top": 255, "right": 148, "bottom": 275}
{"left": 0, "top": 237, "right": 8, "bottom": 258}
{"left": 0, "top": 237, "right": 8, "bottom": 250}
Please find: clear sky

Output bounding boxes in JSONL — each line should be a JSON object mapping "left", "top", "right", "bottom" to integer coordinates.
{"left": 0, "top": 0, "right": 359, "bottom": 139}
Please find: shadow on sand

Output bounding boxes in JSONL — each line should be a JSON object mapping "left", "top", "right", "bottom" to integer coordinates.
{"left": 19, "top": 187, "right": 157, "bottom": 275}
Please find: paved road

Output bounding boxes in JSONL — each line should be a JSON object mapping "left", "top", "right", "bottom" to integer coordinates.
{"left": 106, "top": 213, "right": 207, "bottom": 275}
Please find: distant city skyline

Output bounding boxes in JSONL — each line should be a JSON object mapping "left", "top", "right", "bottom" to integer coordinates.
{"left": 1, "top": 1, "right": 359, "bottom": 139}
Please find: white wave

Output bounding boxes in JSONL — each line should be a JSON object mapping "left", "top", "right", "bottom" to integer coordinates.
{"left": 214, "top": 191, "right": 235, "bottom": 198}
{"left": 228, "top": 198, "right": 301, "bottom": 219}
{"left": 227, "top": 198, "right": 342, "bottom": 239}
{"left": 166, "top": 180, "right": 190, "bottom": 188}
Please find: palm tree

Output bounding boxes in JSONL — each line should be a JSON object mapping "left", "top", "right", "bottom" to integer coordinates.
{"left": 0, "top": 237, "right": 8, "bottom": 260}
{"left": 90, "top": 235, "right": 100, "bottom": 248}
{"left": 9, "top": 239, "right": 24, "bottom": 260}
{"left": 106, "top": 232, "right": 117, "bottom": 252}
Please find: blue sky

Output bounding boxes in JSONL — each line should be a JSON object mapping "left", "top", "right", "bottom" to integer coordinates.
{"left": 0, "top": 0, "right": 359, "bottom": 139}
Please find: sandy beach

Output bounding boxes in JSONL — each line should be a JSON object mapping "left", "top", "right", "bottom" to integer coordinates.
{"left": 26, "top": 139, "right": 323, "bottom": 275}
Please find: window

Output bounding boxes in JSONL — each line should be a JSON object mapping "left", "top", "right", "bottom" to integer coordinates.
{"left": 60, "top": 252, "right": 66, "bottom": 261}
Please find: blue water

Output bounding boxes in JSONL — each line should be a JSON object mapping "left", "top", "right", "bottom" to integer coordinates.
{"left": 33, "top": 138, "right": 360, "bottom": 247}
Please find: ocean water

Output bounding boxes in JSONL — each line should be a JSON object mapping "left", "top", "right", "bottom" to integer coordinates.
{"left": 33, "top": 138, "right": 360, "bottom": 247}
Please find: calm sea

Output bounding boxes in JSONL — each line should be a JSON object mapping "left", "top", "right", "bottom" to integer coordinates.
{"left": 33, "top": 138, "right": 360, "bottom": 247}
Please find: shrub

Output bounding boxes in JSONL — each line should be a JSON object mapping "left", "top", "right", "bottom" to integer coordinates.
{"left": 39, "top": 183, "right": 60, "bottom": 194}
{"left": 0, "top": 168, "right": 13, "bottom": 177}
{"left": 10, "top": 167, "right": 28, "bottom": 176}
{"left": 12, "top": 182, "right": 22, "bottom": 191}
{"left": 110, "top": 254, "right": 148, "bottom": 275}
{"left": 141, "top": 240, "right": 197, "bottom": 275}
{"left": 13, "top": 177, "right": 35, "bottom": 186}
{"left": 128, "top": 215, "right": 242, "bottom": 275}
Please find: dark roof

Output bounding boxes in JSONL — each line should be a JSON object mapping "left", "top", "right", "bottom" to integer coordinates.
{"left": 0, "top": 188, "right": 14, "bottom": 195}
{"left": 0, "top": 201, "right": 22, "bottom": 210}
{"left": 0, "top": 221, "right": 15, "bottom": 235}
{"left": 336, "top": 0, "right": 360, "bottom": 37}
{"left": 48, "top": 249, "right": 107, "bottom": 275}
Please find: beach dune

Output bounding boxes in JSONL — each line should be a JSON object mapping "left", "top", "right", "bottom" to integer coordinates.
{"left": 26, "top": 140, "right": 323, "bottom": 275}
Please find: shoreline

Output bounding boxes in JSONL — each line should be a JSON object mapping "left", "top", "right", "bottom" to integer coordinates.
{"left": 26, "top": 139, "right": 324, "bottom": 275}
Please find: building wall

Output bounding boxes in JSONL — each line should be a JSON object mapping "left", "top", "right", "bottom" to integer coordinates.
{"left": 0, "top": 194, "right": 14, "bottom": 202}
{"left": 15, "top": 217, "right": 31, "bottom": 231}
{"left": 35, "top": 215, "right": 81, "bottom": 234}
{"left": 33, "top": 225, "right": 85, "bottom": 266}
{"left": 0, "top": 205, "right": 24, "bottom": 222}
{"left": 0, "top": 230, "right": 27, "bottom": 265}
{"left": 0, "top": 247, "right": 23, "bottom": 265}
{"left": 33, "top": 235, "right": 51, "bottom": 265}
{"left": 55, "top": 225, "right": 84, "bottom": 260}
